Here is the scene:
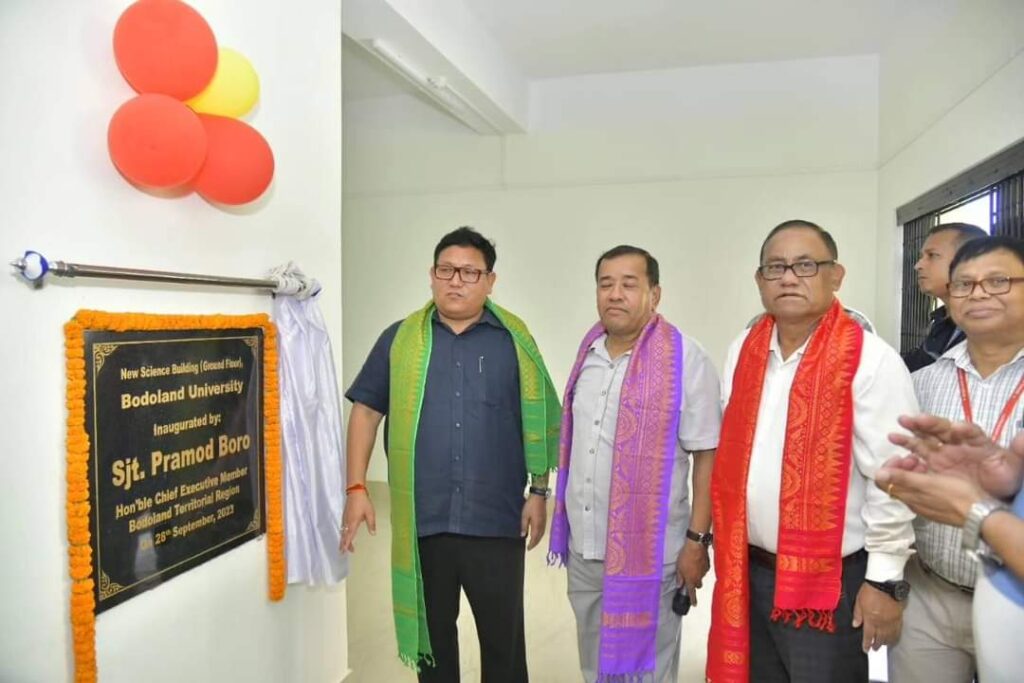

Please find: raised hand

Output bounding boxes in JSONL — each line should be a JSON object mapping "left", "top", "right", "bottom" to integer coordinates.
{"left": 888, "top": 415, "right": 1023, "bottom": 498}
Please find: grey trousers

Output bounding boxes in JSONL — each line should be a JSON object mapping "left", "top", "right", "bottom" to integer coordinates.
{"left": 567, "top": 550, "right": 682, "bottom": 683}
{"left": 888, "top": 555, "right": 975, "bottom": 683}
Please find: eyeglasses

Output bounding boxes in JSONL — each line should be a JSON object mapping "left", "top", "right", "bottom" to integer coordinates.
{"left": 757, "top": 260, "right": 834, "bottom": 280}
{"left": 433, "top": 264, "right": 489, "bottom": 284}
{"left": 948, "top": 276, "right": 1024, "bottom": 298}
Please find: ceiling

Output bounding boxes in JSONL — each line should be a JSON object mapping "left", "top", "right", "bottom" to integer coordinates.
{"left": 342, "top": 1, "right": 937, "bottom": 105}
{"left": 469, "top": 0, "right": 903, "bottom": 79}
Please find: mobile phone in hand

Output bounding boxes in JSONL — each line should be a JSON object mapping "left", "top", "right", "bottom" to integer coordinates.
{"left": 672, "top": 585, "right": 691, "bottom": 616}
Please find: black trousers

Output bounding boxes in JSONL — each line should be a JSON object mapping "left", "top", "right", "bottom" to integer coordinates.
{"left": 749, "top": 549, "right": 869, "bottom": 682}
{"left": 417, "top": 534, "right": 527, "bottom": 683}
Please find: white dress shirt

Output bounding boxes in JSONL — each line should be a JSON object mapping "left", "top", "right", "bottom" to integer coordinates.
{"left": 566, "top": 332, "right": 722, "bottom": 563}
{"left": 722, "top": 324, "right": 918, "bottom": 581}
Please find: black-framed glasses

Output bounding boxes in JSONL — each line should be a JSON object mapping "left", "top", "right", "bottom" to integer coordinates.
{"left": 433, "top": 264, "right": 489, "bottom": 284}
{"left": 757, "top": 260, "right": 834, "bottom": 280}
{"left": 948, "top": 276, "right": 1024, "bottom": 298}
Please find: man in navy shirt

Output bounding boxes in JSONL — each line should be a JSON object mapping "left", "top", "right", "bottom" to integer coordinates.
{"left": 903, "top": 223, "right": 986, "bottom": 372}
{"left": 341, "top": 227, "right": 553, "bottom": 683}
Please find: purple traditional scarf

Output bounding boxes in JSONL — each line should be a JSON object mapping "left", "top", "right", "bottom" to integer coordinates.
{"left": 549, "top": 314, "right": 683, "bottom": 682}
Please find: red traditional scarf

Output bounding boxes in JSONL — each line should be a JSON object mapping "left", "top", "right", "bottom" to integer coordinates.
{"left": 707, "top": 300, "right": 863, "bottom": 683}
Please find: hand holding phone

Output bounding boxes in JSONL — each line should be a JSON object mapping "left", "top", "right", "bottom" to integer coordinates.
{"left": 672, "top": 585, "right": 691, "bottom": 616}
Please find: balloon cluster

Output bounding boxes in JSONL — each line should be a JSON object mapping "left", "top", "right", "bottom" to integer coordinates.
{"left": 108, "top": 0, "right": 274, "bottom": 206}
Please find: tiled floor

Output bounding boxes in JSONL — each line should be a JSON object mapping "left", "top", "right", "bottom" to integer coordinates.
{"left": 344, "top": 482, "right": 714, "bottom": 682}
{"left": 344, "top": 482, "right": 889, "bottom": 681}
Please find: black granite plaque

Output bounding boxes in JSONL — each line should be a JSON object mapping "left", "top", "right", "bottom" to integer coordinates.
{"left": 84, "top": 328, "right": 265, "bottom": 612}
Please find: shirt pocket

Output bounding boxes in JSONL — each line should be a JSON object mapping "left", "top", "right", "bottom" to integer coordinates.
{"left": 478, "top": 351, "right": 520, "bottom": 411}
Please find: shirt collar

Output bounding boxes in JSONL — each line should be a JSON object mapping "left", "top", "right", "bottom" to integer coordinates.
{"left": 768, "top": 325, "right": 812, "bottom": 364}
{"left": 587, "top": 332, "right": 632, "bottom": 363}
{"left": 430, "top": 306, "right": 504, "bottom": 331}
{"left": 942, "top": 339, "right": 1024, "bottom": 376}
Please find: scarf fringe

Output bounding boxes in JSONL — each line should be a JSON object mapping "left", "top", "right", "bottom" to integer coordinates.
{"left": 547, "top": 550, "right": 567, "bottom": 568}
{"left": 770, "top": 607, "right": 837, "bottom": 633}
{"left": 596, "top": 672, "right": 652, "bottom": 683}
{"left": 398, "top": 652, "right": 436, "bottom": 674}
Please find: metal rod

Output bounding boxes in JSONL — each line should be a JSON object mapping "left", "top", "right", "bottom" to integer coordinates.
{"left": 11, "top": 251, "right": 278, "bottom": 291}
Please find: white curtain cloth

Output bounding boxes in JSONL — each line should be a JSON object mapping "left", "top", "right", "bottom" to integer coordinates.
{"left": 274, "top": 293, "right": 347, "bottom": 585}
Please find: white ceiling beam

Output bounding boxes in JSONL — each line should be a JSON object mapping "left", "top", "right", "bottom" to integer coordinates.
{"left": 343, "top": 0, "right": 528, "bottom": 135}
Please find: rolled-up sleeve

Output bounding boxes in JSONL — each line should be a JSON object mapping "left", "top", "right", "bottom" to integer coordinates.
{"left": 344, "top": 321, "right": 401, "bottom": 415}
{"left": 679, "top": 338, "right": 723, "bottom": 452}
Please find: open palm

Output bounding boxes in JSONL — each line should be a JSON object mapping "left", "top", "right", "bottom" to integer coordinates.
{"left": 888, "top": 414, "right": 1024, "bottom": 499}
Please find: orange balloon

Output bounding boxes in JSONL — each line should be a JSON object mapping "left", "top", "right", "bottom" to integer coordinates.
{"left": 194, "top": 115, "right": 274, "bottom": 205}
{"left": 114, "top": 0, "right": 218, "bottom": 100}
{"left": 108, "top": 94, "right": 207, "bottom": 189}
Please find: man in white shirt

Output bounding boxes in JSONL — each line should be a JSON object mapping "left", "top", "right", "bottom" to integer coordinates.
{"left": 707, "top": 220, "right": 917, "bottom": 683}
{"left": 548, "top": 245, "right": 722, "bottom": 683}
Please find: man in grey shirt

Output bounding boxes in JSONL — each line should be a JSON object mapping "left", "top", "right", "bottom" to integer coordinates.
{"left": 549, "top": 245, "right": 721, "bottom": 683}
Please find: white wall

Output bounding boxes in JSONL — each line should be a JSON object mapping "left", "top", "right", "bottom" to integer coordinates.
{"left": 0, "top": 2, "right": 346, "bottom": 681}
{"left": 874, "top": 1, "right": 1024, "bottom": 341}
{"left": 343, "top": 56, "right": 881, "bottom": 482}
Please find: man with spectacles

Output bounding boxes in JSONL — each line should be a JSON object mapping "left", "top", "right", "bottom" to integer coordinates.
{"left": 341, "top": 226, "right": 560, "bottom": 682}
{"left": 708, "top": 220, "right": 918, "bottom": 683}
{"left": 888, "top": 235, "right": 1024, "bottom": 683}
{"left": 903, "top": 223, "right": 988, "bottom": 372}
{"left": 549, "top": 245, "right": 721, "bottom": 682}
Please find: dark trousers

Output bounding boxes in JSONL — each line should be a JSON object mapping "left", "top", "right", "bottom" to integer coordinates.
{"left": 749, "top": 549, "right": 869, "bottom": 682}
{"left": 417, "top": 534, "right": 528, "bottom": 683}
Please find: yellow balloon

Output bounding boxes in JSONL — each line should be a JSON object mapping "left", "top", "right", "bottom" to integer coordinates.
{"left": 186, "top": 47, "right": 259, "bottom": 118}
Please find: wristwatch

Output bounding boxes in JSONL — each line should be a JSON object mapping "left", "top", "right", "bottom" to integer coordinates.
{"left": 528, "top": 486, "right": 551, "bottom": 499}
{"left": 962, "top": 499, "right": 1010, "bottom": 565}
{"left": 686, "top": 529, "right": 713, "bottom": 548}
{"left": 863, "top": 579, "right": 911, "bottom": 602}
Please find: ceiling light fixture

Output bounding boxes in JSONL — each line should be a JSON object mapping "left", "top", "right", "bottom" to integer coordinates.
{"left": 365, "top": 39, "right": 501, "bottom": 135}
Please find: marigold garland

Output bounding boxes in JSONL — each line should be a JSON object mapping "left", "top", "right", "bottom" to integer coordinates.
{"left": 65, "top": 311, "right": 285, "bottom": 683}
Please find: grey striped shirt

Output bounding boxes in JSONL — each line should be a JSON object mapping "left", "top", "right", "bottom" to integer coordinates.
{"left": 911, "top": 341, "right": 1024, "bottom": 587}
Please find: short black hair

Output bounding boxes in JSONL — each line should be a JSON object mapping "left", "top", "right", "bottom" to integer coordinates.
{"left": 927, "top": 222, "right": 987, "bottom": 247}
{"left": 433, "top": 226, "right": 496, "bottom": 271}
{"left": 759, "top": 219, "right": 838, "bottom": 263}
{"left": 594, "top": 245, "right": 660, "bottom": 287}
{"left": 948, "top": 235, "right": 1024, "bottom": 278}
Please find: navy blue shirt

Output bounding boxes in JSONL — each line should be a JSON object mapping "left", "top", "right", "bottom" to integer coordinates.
{"left": 345, "top": 309, "right": 526, "bottom": 539}
{"left": 902, "top": 305, "right": 964, "bottom": 372}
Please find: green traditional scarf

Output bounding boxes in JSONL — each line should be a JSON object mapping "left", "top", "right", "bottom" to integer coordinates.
{"left": 387, "top": 299, "right": 560, "bottom": 669}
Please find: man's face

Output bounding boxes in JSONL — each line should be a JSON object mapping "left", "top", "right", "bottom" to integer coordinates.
{"left": 948, "top": 249, "right": 1024, "bottom": 341}
{"left": 915, "top": 230, "right": 962, "bottom": 299}
{"left": 596, "top": 254, "right": 661, "bottom": 337}
{"left": 756, "top": 227, "right": 845, "bottom": 323}
{"left": 429, "top": 245, "right": 494, "bottom": 321}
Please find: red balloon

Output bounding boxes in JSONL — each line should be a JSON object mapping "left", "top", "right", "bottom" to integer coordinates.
{"left": 194, "top": 115, "right": 274, "bottom": 205}
{"left": 114, "top": 0, "right": 218, "bottom": 100}
{"left": 108, "top": 94, "right": 208, "bottom": 189}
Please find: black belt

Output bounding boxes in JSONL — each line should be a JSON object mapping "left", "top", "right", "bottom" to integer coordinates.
{"left": 919, "top": 559, "right": 974, "bottom": 595}
{"left": 748, "top": 545, "right": 867, "bottom": 570}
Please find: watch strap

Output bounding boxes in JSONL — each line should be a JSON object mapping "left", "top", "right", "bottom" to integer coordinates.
{"left": 864, "top": 578, "right": 911, "bottom": 602}
{"left": 962, "top": 499, "right": 1010, "bottom": 554}
{"left": 686, "top": 529, "right": 713, "bottom": 547}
